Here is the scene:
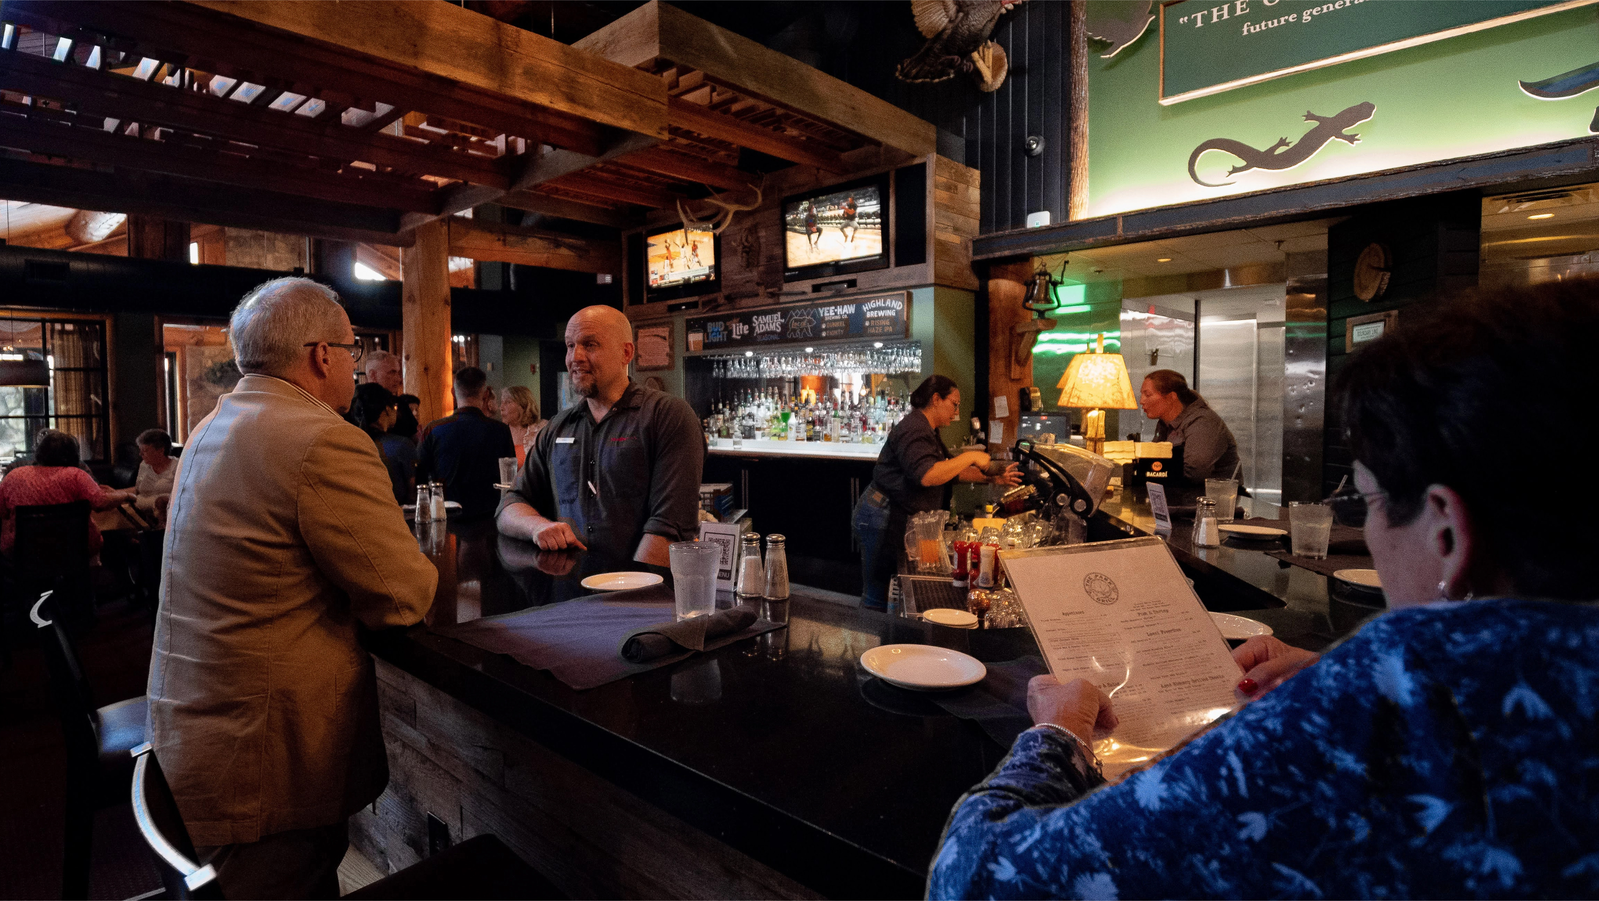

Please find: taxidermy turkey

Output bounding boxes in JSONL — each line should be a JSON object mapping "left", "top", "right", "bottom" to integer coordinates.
{"left": 896, "top": 0, "right": 1023, "bottom": 92}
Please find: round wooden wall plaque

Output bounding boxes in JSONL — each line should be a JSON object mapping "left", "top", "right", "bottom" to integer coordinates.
{"left": 1354, "top": 243, "right": 1391, "bottom": 302}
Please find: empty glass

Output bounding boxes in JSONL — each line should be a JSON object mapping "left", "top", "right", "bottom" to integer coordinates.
{"left": 1204, "top": 478, "right": 1238, "bottom": 523}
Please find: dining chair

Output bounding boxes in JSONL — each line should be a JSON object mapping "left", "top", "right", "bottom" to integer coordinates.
{"left": 33, "top": 590, "right": 149, "bottom": 900}
{"left": 131, "top": 745, "right": 564, "bottom": 900}
{"left": 14, "top": 500, "right": 96, "bottom": 628}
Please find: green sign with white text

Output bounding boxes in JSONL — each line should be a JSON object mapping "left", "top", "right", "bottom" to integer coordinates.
{"left": 1159, "top": 0, "right": 1585, "bottom": 103}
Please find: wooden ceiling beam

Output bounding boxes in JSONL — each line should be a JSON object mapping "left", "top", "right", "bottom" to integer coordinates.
{"left": 0, "top": 115, "right": 439, "bottom": 213}
{"left": 446, "top": 218, "right": 621, "bottom": 273}
{"left": 497, "top": 191, "right": 642, "bottom": 229}
{"left": 185, "top": 0, "right": 669, "bottom": 141}
{"left": 508, "top": 132, "right": 659, "bottom": 193}
{"left": 0, "top": 157, "right": 411, "bottom": 245}
{"left": 545, "top": 172, "right": 683, "bottom": 210}
{"left": 576, "top": 1, "right": 937, "bottom": 158}
{"left": 667, "top": 97, "right": 848, "bottom": 174}
{"left": 611, "top": 146, "right": 756, "bottom": 192}
{"left": 14, "top": 1, "right": 618, "bottom": 156}
{"left": 0, "top": 50, "right": 510, "bottom": 188}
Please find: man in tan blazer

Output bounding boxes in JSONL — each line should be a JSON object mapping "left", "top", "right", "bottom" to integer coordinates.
{"left": 148, "top": 277, "right": 437, "bottom": 898}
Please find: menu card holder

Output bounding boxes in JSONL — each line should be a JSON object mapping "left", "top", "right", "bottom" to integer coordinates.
{"left": 1001, "top": 537, "right": 1240, "bottom": 779}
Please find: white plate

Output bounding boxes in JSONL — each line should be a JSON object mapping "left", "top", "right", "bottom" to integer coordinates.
{"left": 581, "top": 572, "right": 665, "bottom": 592}
{"left": 923, "top": 608, "right": 979, "bottom": 628}
{"left": 1211, "top": 612, "right": 1273, "bottom": 640}
{"left": 1218, "top": 524, "right": 1288, "bottom": 539}
{"left": 860, "top": 644, "right": 987, "bottom": 691}
{"left": 1333, "top": 568, "right": 1383, "bottom": 589}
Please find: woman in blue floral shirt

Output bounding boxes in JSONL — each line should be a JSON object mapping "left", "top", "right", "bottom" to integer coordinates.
{"left": 928, "top": 280, "right": 1599, "bottom": 899}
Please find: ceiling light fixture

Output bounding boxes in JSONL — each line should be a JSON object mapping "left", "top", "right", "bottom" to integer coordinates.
{"left": 1156, "top": 257, "right": 1173, "bottom": 262}
{"left": 1527, "top": 213, "right": 1554, "bottom": 220}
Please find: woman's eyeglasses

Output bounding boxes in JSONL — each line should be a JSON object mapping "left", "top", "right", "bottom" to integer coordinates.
{"left": 1323, "top": 485, "right": 1385, "bottom": 528}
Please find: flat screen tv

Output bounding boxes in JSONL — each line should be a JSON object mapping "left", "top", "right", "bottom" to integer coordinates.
{"left": 782, "top": 175, "right": 890, "bottom": 281}
{"left": 643, "top": 224, "right": 720, "bottom": 303}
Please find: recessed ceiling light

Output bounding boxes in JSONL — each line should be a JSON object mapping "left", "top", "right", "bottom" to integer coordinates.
{"left": 1156, "top": 257, "right": 1173, "bottom": 263}
{"left": 1528, "top": 213, "right": 1555, "bottom": 220}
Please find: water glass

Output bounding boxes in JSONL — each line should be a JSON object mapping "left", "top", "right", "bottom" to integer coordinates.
{"left": 669, "top": 541, "right": 720, "bottom": 621}
{"left": 1289, "top": 502, "right": 1334, "bottom": 559}
{"left": 498, "top": 457, "right": 518, "bottom": 487}
{"left": 1205, "top": 478, "right": 1239, "bottom": 523}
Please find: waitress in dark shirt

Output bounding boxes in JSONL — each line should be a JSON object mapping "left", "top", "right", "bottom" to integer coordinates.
{"left": 853, "top": 375, "right": 1020, "bottom": 609}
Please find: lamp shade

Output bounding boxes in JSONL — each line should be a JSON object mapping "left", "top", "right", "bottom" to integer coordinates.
{"left": 1056, "top": 352, "right": 1137, "bottom": 410}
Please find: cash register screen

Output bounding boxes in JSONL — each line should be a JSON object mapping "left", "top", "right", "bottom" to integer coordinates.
{"left": 1017, "top": 413, "right": 1071, "bottom": 444}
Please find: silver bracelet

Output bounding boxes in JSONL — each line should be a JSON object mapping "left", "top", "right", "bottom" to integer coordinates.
{"left": 1032, "top": 723, "right": 1103, "bottom": 777}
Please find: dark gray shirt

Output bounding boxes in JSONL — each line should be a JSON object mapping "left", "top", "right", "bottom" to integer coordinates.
{"left": 870, "top": 410, "right": 952, "bottom": 515}
{"left": 1153, "top": 396, "right": 1240, "bottom": 483}
{"left": 498, "top": 380, "right": 704, "bottom": 562}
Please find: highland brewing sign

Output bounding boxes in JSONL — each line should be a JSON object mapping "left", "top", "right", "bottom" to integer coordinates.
{"left": 1159, "top": 0, "right": 1589, "bottom": 104}
{"left": 685, "top": 293, "right": 909, "bottom": 352}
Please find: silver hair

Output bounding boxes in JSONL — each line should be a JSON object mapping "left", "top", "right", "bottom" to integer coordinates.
{"left": 228, "top": 277, "right": 347, "bottom": 376}
{"left": 364, "top": 349, "right": 398, "bottom": 376}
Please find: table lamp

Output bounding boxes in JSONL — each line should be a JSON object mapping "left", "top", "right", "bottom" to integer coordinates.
{"left": 1056, "top": 334, "right": 1137, "bottom": 456}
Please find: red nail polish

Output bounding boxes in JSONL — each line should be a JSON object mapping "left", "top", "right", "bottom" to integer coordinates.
{"left": 1237, "top": 678, "right": 1259, "bottom": 696}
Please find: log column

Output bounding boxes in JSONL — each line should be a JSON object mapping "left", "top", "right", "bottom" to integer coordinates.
{"left": 402, "top": 220, "right": 452, "bottom": 426}
{"left": 985, "top": 259, "right": 1036, "bottom": 453}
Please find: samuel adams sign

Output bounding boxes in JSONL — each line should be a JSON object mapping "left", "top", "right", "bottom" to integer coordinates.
{"left": 686, "top": 292, "right": 910, "bottom": 352}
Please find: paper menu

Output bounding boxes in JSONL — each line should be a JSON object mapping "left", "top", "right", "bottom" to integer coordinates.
{"left": 1002, "top": 537, "right": 1241, "bottom": 777}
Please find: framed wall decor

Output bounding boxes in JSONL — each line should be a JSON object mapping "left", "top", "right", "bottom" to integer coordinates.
{"left": 635, "top": 323, "right": 674, "bottom": 370}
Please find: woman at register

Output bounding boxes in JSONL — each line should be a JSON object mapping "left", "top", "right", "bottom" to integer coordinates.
{"left": 1139, "top": 369, "right": 1239, "bottom": 486}
{"left": 853, "top": 375, "right": 1019, "bottom": 610}
{"left": 928, "top": 281, "right": 1598, "bottom": 898}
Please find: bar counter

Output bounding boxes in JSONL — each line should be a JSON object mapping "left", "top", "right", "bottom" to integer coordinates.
{"left": 356, "top": 513, "right": 1373, "bottom": 899}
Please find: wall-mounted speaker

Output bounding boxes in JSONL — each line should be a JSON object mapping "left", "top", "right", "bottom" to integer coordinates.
{"left": 894, "top": 163, "right": 927, "bottom": 268}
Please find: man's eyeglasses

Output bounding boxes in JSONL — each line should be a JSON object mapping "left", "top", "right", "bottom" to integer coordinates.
{"left": 305, "top": 341, "right": 364, "bottom": 364}
{"left": 1323, "top": 486, "right": 1386, "bottom": 528}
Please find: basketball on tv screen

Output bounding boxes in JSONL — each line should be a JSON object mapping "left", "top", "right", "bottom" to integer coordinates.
{"left": 646, "top": 226, "right": 716, "bottom": 290}
{"left": 783, "top": 183, "right": 884, "bottom": 276}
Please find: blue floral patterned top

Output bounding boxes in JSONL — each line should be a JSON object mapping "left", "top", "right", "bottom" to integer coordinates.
{"left": 928, "top": 599, "right": 1599, "bottom": 899}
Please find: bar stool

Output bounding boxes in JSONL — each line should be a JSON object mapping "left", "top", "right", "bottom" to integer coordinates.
{"left": 131, "top": 745, "right": 565, "bottom": 900}
{"left": 32, "top": 590, "right": 149, "bottom": 900}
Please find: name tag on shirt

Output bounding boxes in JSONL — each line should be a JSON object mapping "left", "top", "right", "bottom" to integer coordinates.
{"left": 556, "top": 437, "right": 575, "bottom": 444}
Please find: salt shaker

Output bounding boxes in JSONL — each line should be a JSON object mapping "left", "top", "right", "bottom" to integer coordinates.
{"left": 762, "top": 534, "right": 789, "bottom": 600}
{"left": 429, "top": 481, "right": 447, "bottom": 521}
{"left": 735, "top": 531, "right": 765, "bottom": 604}
{"left": 1192, "top": 496, "right": 1220, "bottom": 548}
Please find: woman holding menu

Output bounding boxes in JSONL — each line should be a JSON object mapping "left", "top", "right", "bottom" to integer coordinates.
{"left": 928, "top": 281, "right": 1599, "bottom": 898}
{"left": 852, "top": 375, "right": 1019, "bottom": 609}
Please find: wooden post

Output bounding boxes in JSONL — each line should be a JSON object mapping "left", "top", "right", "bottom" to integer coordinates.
{"left": 402, "top": 220, "right": 452, "bottom": 426}
{"left": 986, "top": 260, "right": 1036, "bottom": 453}
{"left": 127, "top": 215, "right": 191, "bottom": 261}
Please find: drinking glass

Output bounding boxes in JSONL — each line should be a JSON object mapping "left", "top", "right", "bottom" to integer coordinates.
{"left": 669, "top": 541, "right": 720, "bottom": 620}
{"left": 1204, "top": 478, "right": 1239, "bottom": 523}
{"left": 1288, "top": 502, "right": 1334, "bottom": 559}
{"left": 498, "top": 457, "right": 518, "bottom": 487}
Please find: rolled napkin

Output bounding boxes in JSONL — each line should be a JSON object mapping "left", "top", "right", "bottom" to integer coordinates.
{"left": 619, "top": 607, "right": 757, "bottom": 663}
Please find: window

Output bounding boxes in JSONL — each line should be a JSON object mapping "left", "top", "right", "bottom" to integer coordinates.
{"left": 0, "top": 316, "right": 111, "bottom": 464}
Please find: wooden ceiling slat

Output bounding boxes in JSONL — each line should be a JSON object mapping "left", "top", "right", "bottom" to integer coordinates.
{"left": 0, "top": 156, "right": 410, "bottom": 244}
{"left": 0, "top": 50, "right": 511, "bottom": 188}
{"left": 545, "top": 171, "right": 682, "bottom": 210}
{"left": 612, "top": 146, "right": 755, "bottom": 192}
{"left": 496, "top": 190, "right": 641, "bottom": 229}
{"left": 446, "top": 217, "right": 621, "bottom": 274}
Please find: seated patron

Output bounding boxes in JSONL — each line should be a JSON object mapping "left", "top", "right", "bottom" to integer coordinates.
{"left": 364, "top": 349, "right": 419, "bottom": 441}
{"left": 928, "top": 280, "right": 1599, "bottom": 899}
{"left": 497, "top": 305, "right": 703, "bottom": 567}
{"left": 417, "top": 366, "right": 514, "bottom": 519}
{"left": 349, "top": 383, "right": 412, "bottom": 504}
{"left": 500, "top": 385, "right": 542, "bottom": 467}
{"left": 133, "top": 428, "right": 178, "bottom": 518}
{"left": 0, "top": 428, "right": 134, "bottom": 556}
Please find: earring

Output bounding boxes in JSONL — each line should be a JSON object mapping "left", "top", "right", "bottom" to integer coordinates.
{"left": 1435, "top": 579, "right": 1451, "bottom": 601}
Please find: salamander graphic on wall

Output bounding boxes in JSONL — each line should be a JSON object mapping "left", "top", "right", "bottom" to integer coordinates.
{"left": 1187, "top": 102, "right": 1376, "bottom": 188}
{"left": 1518, "top": 61, "right": 1599, "bottom": 134}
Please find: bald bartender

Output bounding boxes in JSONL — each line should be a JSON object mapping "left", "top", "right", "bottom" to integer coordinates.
{"left": 496, "top": 305, "right": 704, "bottom": 566}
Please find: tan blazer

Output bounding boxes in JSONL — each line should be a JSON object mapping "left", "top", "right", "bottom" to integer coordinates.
{"left": 148, "top": 375, "right": 437, "bottom": 846}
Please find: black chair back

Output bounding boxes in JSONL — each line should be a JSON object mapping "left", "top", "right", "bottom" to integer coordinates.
{"left": 14, "top": 500, "right": 93, "bottom": 620}
{"left": 32, "top": 591, "right": 100, "bottom": 778}
{"left": 131, "top": 744, "right": 224, "bottom": 900}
